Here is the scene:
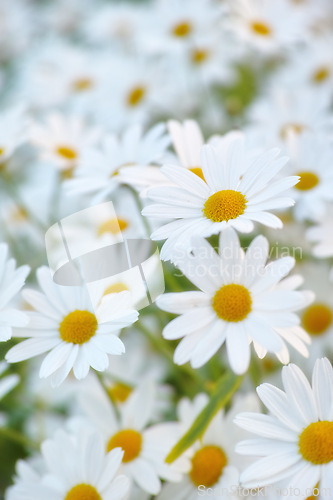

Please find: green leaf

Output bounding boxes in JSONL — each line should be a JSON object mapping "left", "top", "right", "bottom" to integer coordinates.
{"left": 165, "top": 371, "right": 243, "bottom": 464}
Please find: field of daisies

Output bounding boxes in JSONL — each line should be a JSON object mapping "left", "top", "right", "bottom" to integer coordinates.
{"left": 1, "top": 0, "right": 333, "bottom": 498}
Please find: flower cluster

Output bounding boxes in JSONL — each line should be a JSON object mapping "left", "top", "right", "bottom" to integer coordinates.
{"left": 1, "top": 0, "right": 333, "bottom": 498}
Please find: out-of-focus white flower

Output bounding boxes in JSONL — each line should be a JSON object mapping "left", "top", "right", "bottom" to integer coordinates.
{"left": 142, "top": 132, "right": 297, "bottom": 261}
{"left": 0, "top": 361, "right": 19, "bottom": 400}
{"left": 66, "top": 123, "right": 170, "bottom": 202}
{"left": 0, "top": 106, "right": 28, "bottom": 164}
{"left": 0, "top": 0, "right": 34, "bottom": 62}
{"left": 285, "top": 132, "right": 333, "bottom": 221}
{"left": 75, "top": 381, "right": 189, "bottom": 495}
{"left": 157, "top": 229, "right": 313, "bottom": 374}
{"left": 0, "top": 243, "right": 30, "bottom": 341}
{"left": 157, "top": 393, "right": 260, "bottom": 500}
{"left": 29, "top": 113, "right": 100, "bottom": 175}
{"left": 235, "top": 358, "right": 333, "bottom": 495}
{"left": 6, "top": 266, "right": 138, "bottom": 386}
{"left": 306, "top": 211, "right": 333, "bottom": 259}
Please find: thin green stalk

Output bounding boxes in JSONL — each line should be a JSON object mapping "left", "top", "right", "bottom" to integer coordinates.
{"left": 0, "top": 426, "right": 39, "bottom": 451}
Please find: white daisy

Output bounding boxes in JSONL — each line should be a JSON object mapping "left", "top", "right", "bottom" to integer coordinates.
{"left": 157, "top": 392, "right": 259, "bottom": 500}
{"left": 0, "top": 243, "right": 30, "bottom": 341}
{"left": 0, "top": 105, "right": 28, "bottom": 165}
{"left": 7, "top": 429, "right": 130, "bottom": 500}
{"left": 5, "top": 266, "right": 138, "bottom": 386}
{"left": 306, "top": 213, "right": 333, "bottom": 259}
{"left": 156, "top": 229, "right": 313, "bottom": 374}
{"left": 235, "top": 358, "right": 333, "bottom": 496}
{"left": 66, "top": 123, "right": 170, "bottom": 202}
{"left": 142, "top": 132, "right": 297, "bottom": 261}
{"left": 29, "top": 112, "right": 100, "bottom": 175}
{"left": 75, "top": 381, "right": 189, "bottom": 495}
{"left": 285, "top": 131, "right": 333, "bottom": 222}
{"left": 0, "top": 361, "right": 19, "bottom": 400}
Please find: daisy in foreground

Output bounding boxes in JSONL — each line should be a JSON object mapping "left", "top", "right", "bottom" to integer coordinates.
{"left": 142, "top": 132, "right": 298, "bottom": 261}
{"left": 156, "top": 229, "right": 313, "bottom": 374}
{"left": 5, "top": 266, "right": 138, "bottom": 386}
{"left": 0, "top": 242, "right": 30, "bottom": 342}
{"left": 234, "top": 358, "right": 333, "bottom": 495}
{"left": 7, "top": 429, "right": 129, "bottom": 500}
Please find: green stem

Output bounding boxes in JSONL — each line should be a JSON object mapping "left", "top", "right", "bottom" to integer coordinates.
{"left": 96, "top": 372, "right": 121, "bottom": 421}
{"left": 0, "top": 426, "right": 39, "bottom": 451}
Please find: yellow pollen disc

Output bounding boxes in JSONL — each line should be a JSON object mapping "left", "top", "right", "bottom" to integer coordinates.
{"left": 280, "top": 123, "right": 306, "bottom": 140}
{"left": 11, "top": 206, "right": 29, "bottom": 222}
{"left": 295, "top": 171, "right": 319, "bottom": 191}
{"left": 72, "top": 78, "right": 94, "bottom": 92}
{"left": 172, "top": 21, "right": 192, "bottom": 37}
{"left": 302, "top": 303, "right": 333, "bottom": 335}
{"left": 299, "top": 421, "right": 333, "bottom": 464}
{"left": 0, "top": 147, "right": 4, "bottom": 155}
{"left": 251, "top": 21, "right": 272, "bottom": 36}
{"left": 313, "top": 67, "right": 331, "bottom": 83}
{"left": 104, "top": 282, "right": 129, "bottom": 295}
{"left": 213, "top": 284, "right": 252, "bottom": 322}
{"left": 189, "top": 167, "right": 205, "bottom": 181}
{"left": 107, "top": 429, "right": 142, "bottom": 462}
{"left": 59, "top": 310, "right": 98, "bottom": 344}
{"left": 98, "top": 217, "right": 128, "bottom": 236}
{"left": 190, "top": 445, "right": 228, "bottom": 487}
{"left": 57, "top": 146, "right": 78, "bottom": 160}
{"left": 203, "top": 190, "right": 246, "bottom": 223}
{"left": 65, "top": 484, "right": 101, "bottom": 500}
{"left": 108, "top": 382, "right": 132, "bottom": 403}
{"left": 127, "top": 86, "right": 146, "bottom": 107}
{"left": 191, "top": 49, "right": 209, "bottom": 65}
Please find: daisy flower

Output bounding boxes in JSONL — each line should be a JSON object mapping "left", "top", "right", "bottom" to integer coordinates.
{"left": 66, "top": 123, "right": 170, "bottom": 202}
{"left": 0, "top": 361, "right": 19, "bottom": 401}
{"left": 0, "top": 105, "right": 28, "bottom": 165}
{"left": 5, "top": 266, "right": 138, "bottom": 386}
{"left": 0, "top": 243, "right": 30, "bottom": 341}
{"left": 285, "top": 132, "right": 333, "bottom": 222}
{"left": 306, "top": 213, "right": 333, "bottom": 259}
{"left": 7, "top": 429, "right": 130, "bottom": 500}
{"left": 75, "top": 381, "right": 189, "bottom": 495}
{"left": 142, "top": 132, "right": 297, "bottom": 261}
{"left": 235, "top": 358, "right": 333, "bottom": 496}
{"left": 156, "top": 229, "right": 313, "bottom": 374}
{"left": 157, "top": 392, "right": 259, "bottom": 500}
{"left": 29, "top": 112, "right": 100, "bottom": 176}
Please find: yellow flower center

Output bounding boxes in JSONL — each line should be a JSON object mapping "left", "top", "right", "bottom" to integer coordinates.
{"left": 295, "top": 171, "right": 319, "bottom": 191}
{"left": 107, "top": 429, "right": 142, "bottom": 462}
{"left": 127, "top": 86, "right": 146, "bottom": 107}
{"left": 203, "top": 190, "right": 246, "bottom": 223}
{"left": 189, "top": 167, "right": 205, "bottom": 181}
{"left": 299, "top": 421, "right": 333, "bottom": 464}
{"left": 98, "top": 217, "right": 128, "bottom": 236}
{"left": 59, "top": 310, "right": 98, "bottom": 344}
{"left": 251, "top": 21, "right": 272, "bottom": 36}
{"left": 172, "top": 21, "right": 192, "bottom": 37}
{"left": 108, "top": 382, "right": 132, "bottom": 403}
{"left": 72, "top": 78, "right": 94, "bottom": 92}
{"left": 302, "top": 303, "right": 333, "bottom": 335}
{"left": 191, "top": 49, "right": 210, "bottom": 65}
{"left": 212, "top": 284, "right": 252, "bottom": 322}
{"left": 190, "top": 445, "right": 228, "bottom": 487}
{"left": 57, "top": 146, "right": 78, "bottom": 160}
{"left": 0, "top": 147, "right": 4, "bottom": 156}
{"left": 10, "top": 206, "right": 29, "bottom": 222}
{"left": 313, "top": 67, "right": 331, "bottom": 83}
{"left": 65, "top": 484, "right": 101, "bottom": 500}
{"left": 104, "top": 282, "right": 129, "bottom": 295}
{"left": 280, "top": 123, "right": 306, "bottom": 140}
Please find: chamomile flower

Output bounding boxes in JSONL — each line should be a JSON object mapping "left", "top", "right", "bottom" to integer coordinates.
{"left": 75, "top": 381, "right": 189, "bottom": 495}
{"left": 66, "top": 123, "right": 170, "bottom": 202}
{"left": 8, "top": 429, "right": 130, "bottom": 500}
{"left": 306, "top": 213, "right": 333, "bottom": 259}
{"left": 29, "top": 112, "right": 100, "bottom": 176}
{"left": 0, "top": 105, "right": 28, "bottom": 164}
{"left": 0, "top": 361, "right": 19, "bottom": 401}
{"left": 285, "top": 132, "right": 333, "bottom": 222}
{"left": 157, "top": 229, "right": 313, "bottom": 374}
{"left": 0, "top": 243, "right": 30, "bottom": 341}
{"left": 142, "top": 132, "right": 297, "bottom": 261}
{"left": 5, "top": 266, "right": 138, "bottom": 386}
{"left": 235, "top": 358, "right": 333, "bottom": 495}
{"left": 157, "top": 393, "right": 259, "bottom": 500}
